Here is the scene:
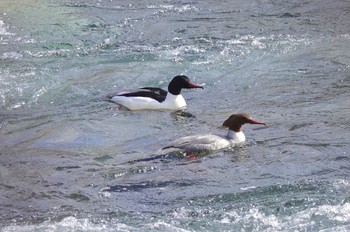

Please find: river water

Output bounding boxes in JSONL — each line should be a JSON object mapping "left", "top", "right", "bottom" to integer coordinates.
{"left": 1, "top": 0, "right": 350, "bottom": 231}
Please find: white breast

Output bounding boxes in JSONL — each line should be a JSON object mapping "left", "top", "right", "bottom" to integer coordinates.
{"left": 227, "top": 130, "right": 246, "bottom": 143}
{"left": 162, "top": 93, "right": 187, "bottom": 110}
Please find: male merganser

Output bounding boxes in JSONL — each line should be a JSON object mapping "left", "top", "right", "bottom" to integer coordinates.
{"left": 107, "top": 75, "right": 203, "bottom": 111}
{"left": 163, "top": 113, "right": 266, "bottom": 152}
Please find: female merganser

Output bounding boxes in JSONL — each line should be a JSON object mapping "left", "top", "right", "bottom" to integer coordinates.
{"left": 107, "top": 75, "right": 203, "bottom": 111}
{"left": 163, "top": 113, "right": 266, "bottom": 152}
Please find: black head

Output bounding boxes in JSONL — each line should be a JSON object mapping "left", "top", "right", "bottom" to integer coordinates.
{"left": 168, "top": 75, "right": 203, "bottom": 95}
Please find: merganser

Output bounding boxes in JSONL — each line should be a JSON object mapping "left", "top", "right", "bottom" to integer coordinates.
{"left": 107, "top": 75, "right": 203, "bottom": 111}
{"left": 163, "top": 113, "right": 266, "bottom": 152}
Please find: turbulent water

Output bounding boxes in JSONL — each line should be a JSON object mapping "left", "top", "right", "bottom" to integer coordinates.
{"left": 1, "top": 0, "right": 350, "bottom": 231}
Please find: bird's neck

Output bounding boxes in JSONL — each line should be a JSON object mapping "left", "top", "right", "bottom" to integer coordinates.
{"left": 227, "top": 130, "right": 246, "bottom": 143}
{"left": 168, "top": 85, "right": 182, "bottom": 95}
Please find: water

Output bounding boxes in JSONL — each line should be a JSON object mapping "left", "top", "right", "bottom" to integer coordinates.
{"left": 1, "top": 0, "right": 350, "bottom": 231}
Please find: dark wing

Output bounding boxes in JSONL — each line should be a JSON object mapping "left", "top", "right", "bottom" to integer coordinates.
{"left": 117, "top": 87, "right": 167, "bottom": 103}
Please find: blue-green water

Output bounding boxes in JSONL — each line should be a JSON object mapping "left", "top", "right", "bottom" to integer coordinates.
{"left": 1, "top": 0, "right": 350, "bottom": 231}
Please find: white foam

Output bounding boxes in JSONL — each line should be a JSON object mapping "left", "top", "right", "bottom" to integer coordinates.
{"left": 2, "top": 217, "right": 133, "bottom": 232}
{"left": 217, "top": 202, "right": 350, "bottom": 231}
{"left": 0, "top": 20, "right": 14, "bottom": 36}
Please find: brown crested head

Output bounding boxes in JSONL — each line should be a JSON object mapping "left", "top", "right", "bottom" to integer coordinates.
{"left": 222, "top": 113, "right": 266, "bottom": 132}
